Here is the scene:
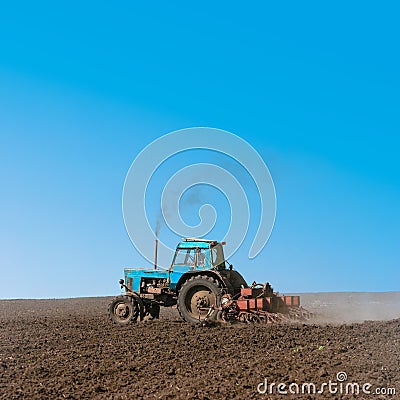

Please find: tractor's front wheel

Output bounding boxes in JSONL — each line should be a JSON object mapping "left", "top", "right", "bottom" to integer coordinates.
{"left": 177, "top": 275, "right": 221, "bottom": 324}
{"left": 108, "top": 295, "right": 139, "bottom": 325}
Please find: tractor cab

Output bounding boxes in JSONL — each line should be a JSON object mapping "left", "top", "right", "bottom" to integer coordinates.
{"left": 170, "top": 238, "right": 226, "bottom": 272}
{"left": 168, "top": 238, "right": 227, "bottom": 291}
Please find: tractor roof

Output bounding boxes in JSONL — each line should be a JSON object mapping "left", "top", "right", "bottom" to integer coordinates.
{"left": 177, "top": 238, "right": 219, "bottom": 249}
{"left": 183, "top": 238, "right": 217, "bottom": 243}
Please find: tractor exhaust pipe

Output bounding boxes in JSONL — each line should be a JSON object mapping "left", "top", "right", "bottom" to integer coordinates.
{"left": 154, "top": 236, "right": 158, "bottom": 270}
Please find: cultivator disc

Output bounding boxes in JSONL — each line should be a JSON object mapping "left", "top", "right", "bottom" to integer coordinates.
{"left": 234, "top": 308, "right": 311, "bottom": 324}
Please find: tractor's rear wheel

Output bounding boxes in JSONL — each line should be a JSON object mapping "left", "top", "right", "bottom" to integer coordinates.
{"left": 108, "top": 295, "right": 139, "bottom": 325}
{"left": 177, "top": 275, "right": 221, "bottom": 324}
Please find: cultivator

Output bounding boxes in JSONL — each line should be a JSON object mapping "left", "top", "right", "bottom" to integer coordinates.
{"left": 202, "top": 283, "right": 311, "bottom": 325}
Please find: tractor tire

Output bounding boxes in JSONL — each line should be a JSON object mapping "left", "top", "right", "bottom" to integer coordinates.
{"left": 177, "top": 275, "right": 221, "bottom": 324}
{"left": 108, "top": 295, "right": 139, "bottom": 325}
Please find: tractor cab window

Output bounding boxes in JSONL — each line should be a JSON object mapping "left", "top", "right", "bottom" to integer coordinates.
{"left": 211, "top": 244, "right": 225, "bottom": 270}
{"left": 197, "top": 249, "right": 206, "bottom": 267}
{"left": 174, "top": 249, "right": 196, "bottom": 266}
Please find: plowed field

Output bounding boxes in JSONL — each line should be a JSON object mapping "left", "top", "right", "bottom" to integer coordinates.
{"left": 1, "top": 294, "right": 399, "bottom": 399}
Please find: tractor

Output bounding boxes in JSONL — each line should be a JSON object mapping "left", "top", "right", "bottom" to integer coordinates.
{"left": 108, "top": 238, "right": 309, "bottom": 325}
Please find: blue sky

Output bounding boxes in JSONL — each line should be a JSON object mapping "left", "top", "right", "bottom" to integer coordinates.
{"left": 0, "top": 1, "right": 399, "bottom": 298}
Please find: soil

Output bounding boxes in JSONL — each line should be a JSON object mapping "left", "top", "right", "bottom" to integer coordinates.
{"left": 0, "top": 294, "right": 399, "bottom": 399}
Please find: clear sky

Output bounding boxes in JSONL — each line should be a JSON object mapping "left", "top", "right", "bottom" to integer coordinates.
{"left": 0, "top": 1, "right": 399, "bottom": 298}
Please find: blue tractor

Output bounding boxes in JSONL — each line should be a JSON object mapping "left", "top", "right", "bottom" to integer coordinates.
{"left": 108, "top": 238, "right": 248, "bottom": 324}
{"left": 109, "top": 238, "right": 308, "bottom": 324}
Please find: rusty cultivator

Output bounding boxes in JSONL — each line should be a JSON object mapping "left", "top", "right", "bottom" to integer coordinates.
{"left": 213, "top": 283, "right": 311, "bottom": 325}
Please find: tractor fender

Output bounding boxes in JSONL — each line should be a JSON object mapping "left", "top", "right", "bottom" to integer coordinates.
{"left": 175, "top": 270, "right": 230, "bottom": 294}
{"left": 218, "top": 269, "right": 249, "bottom": 291}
